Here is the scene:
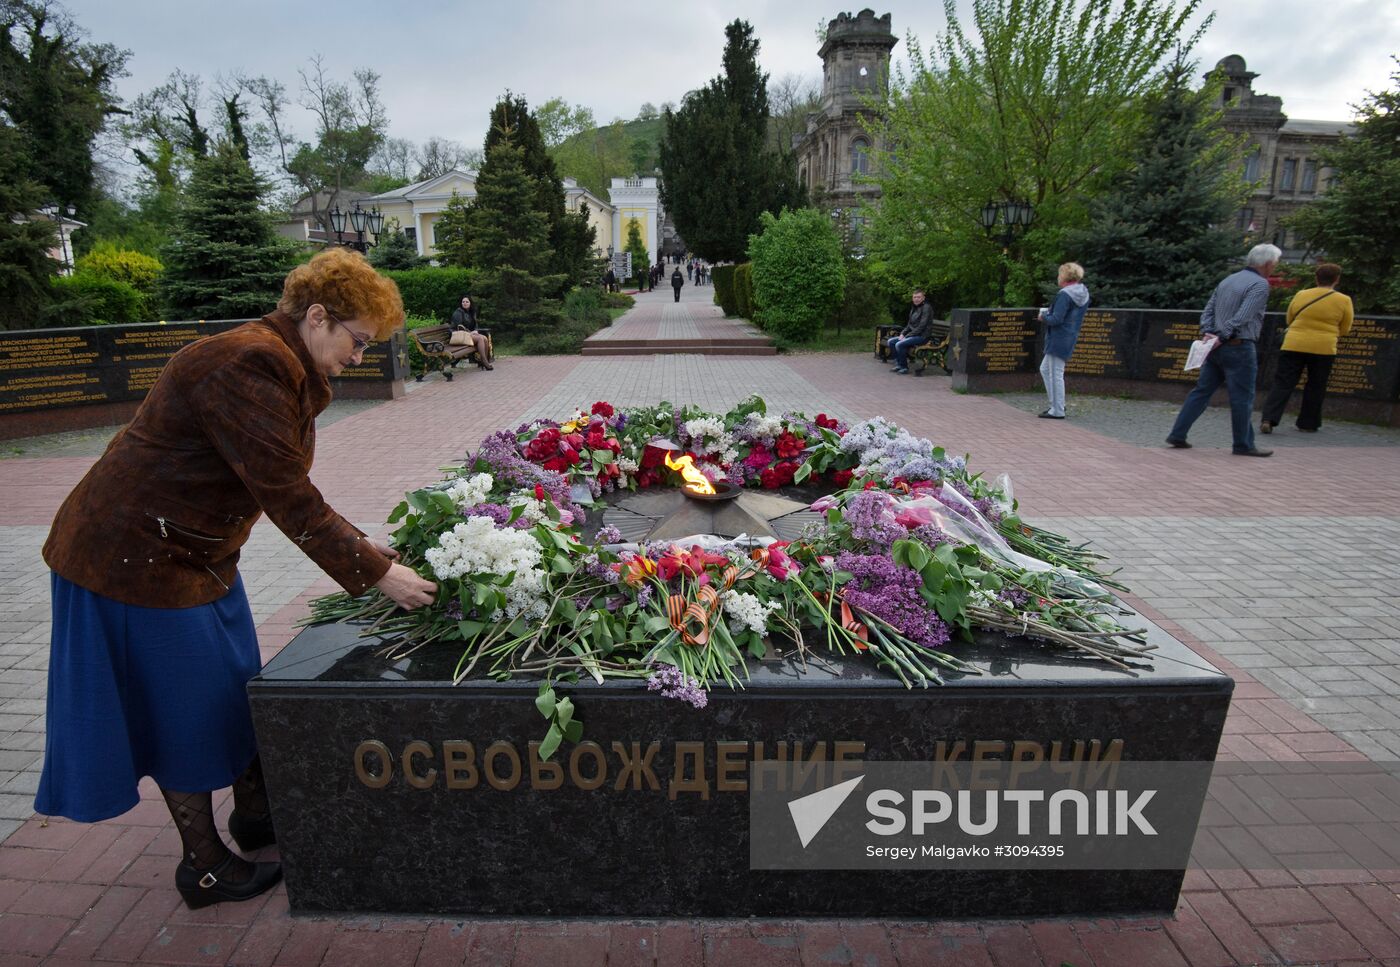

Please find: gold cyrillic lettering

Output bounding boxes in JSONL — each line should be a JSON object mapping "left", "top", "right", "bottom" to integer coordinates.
{"left": 668, "top": 741, "right": 711, "bottom": 800}
{"left": 443, "top": 740, "right": 478, "bottom": 789}
{"left": 935, "top": 740, "right": 967, "bottom": 761}
{"left": 529, "top": 741, "right": 564, "bottom": 790}
{"left": 716, "top": 741, "right": 748, "bottom": 792}
{"left": 354, "top": 739, "right": 392, "bottom": 789}
{"left": 792, "top": 742, "right": 828, "bottom": 787}
{"left": 833, "top": 741, "right": 866, "bottom": 783}
{"left": 612, "top": 741, "right": 660, "bottom": 791}
{"left": 568, "top": 740, "right": 607, "bottom": 791}
{"left": 751, "top": 740, "right": 789, "bottom": 792}
{"left": 402, "top": 740, "right": 437, "bottom": 790}
{"left": 484, "top": 741, "right": 521, "bottom": 791}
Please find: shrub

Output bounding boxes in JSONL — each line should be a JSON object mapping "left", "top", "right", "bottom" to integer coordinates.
{"left": 830, "top": 259, "right": 894, "bottom": 331}
{"left": 46, "top": 274, "right": 145, "bottom": 326}
{"left": 520, "top": 318, "right": 599, "bottom": 355}
{"left": 711, "top": 265, "right": 739, "bottom": 316}
{"left": 75, "top": 245, "right": 163, "bottom": 290}
{"left": 75, "top": 245, "right": 163, "bottom": 320}
{"left": 602, "top": 290, "right": 635, "bottom": 310}
{"left": 747, "top": 208, "right": 846, "bottom": 342}
{"left": 564, "top": 286, "right": 610, "bottom": 327}
{"left": 382, "top": 267, "right": 477, "bottom": 320}
{"left": 734, "top": 262, "right": 754, "bottom": 319}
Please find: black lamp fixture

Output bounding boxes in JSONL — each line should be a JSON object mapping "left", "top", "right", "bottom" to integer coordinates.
{"left": 326, "top": 201, "right": 383, "bottom": 253}
{"left": 979, "top": 197, "right": 1035, "bottom": 306}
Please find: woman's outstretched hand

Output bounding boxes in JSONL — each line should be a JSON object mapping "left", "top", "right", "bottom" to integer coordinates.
{"left": 374, "top": 562, "right": 437, "bottom": 610}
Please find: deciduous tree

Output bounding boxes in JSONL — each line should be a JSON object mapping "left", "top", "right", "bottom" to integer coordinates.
{"left": 866, "top": 0, "right": 1207, "bottom": 307}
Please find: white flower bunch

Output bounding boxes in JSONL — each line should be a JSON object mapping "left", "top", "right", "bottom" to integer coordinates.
{"left": 444, "top": 472, "right": 495, "bottom": 509}
{"left": 616, "top": 455, "right": 640, "bottom": 474}
{"left": 723, "top": 589, "right": 780, "bottom": 635}
{"left": 684, "top": 416, "right": 734, "bottom": 456}
{"left": 743, "top": 413, "right": 785, "bottom": 442}
{"left": 424, "top": 517, "right": 548, "bottom": 620}
{"left": 719, "top": 447, "right": 739, "bottom": 466}
{"left": 505, "top": 490, "right": 547, "bottom": 526}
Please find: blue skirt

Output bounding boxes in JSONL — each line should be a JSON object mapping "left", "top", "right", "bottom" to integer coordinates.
{"left": 35, "top": 572, "right": 262, "bottom": 822}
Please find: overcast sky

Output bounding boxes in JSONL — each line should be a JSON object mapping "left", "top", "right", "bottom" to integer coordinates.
{"left": 66, "top": 0, "right": 1400, "bottom": 171}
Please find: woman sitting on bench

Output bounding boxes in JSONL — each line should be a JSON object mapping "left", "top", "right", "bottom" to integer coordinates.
{"left": 449, "top": 294, "right": 493, "bottom": 371}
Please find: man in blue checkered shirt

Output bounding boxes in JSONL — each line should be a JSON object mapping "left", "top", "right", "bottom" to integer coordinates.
{"left": 1166, "top": 244, "right": 1281, "bottom": 457}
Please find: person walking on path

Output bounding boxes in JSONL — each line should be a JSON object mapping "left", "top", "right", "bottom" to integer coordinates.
{"left": 34, "top": 248, "right": 438, "bottom": 910}
{"left": 1166, "top": 243, "right": 1281, "bottom": 457}
{"left": 1260, "top": 262, "right": 1354, "bottom": 434}
{"left": 671, "top": 266, "right": 685, "bottom": 302}
{"left": 887, "top": 289, "right": 934, "bottom": 374}
{"left": 1037, "top": 263, "right": 1091, "bottom": 419}
{"left": 449, "top": 294, "right": 492, "bottom": 371}
{"left": 687, "top": 261, "right": 693, "bottom": 282}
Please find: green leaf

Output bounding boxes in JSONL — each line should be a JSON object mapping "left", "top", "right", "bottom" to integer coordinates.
{"left": 406, "top": 490, "right": 435, "bottom": 513}
{"left": 535, "top": 683, "right": 556, "bottom": 718}
{"left": 793, "top": 461, "right": 812, "bottom": 483}
{"left": 555, "top": 696, "right": 575, "bottom": 730}
{"left": 387, "top": 501, "right": 409, "bottom": 524}
{"left": 591, "top": 448, "right": 614, "bottom": 465}
{"left": 538, "top": 723, "right": 563, "bottom": 761}
{"left": 430, "top": 491, "right": 456, "bottom": 513}
{"left": 562, "top": 719, "right": 583, "bottom": 743}
{"left": 507, "top": 504, "right": 525, "bottom": 525}
{"left": 644, "top": 614, "right": 671, "bottom": 634}
{"left": 457, "top": 619, "right": 486, "bottom": 639}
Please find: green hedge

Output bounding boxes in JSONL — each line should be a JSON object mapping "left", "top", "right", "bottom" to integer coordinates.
{"left": 602, "top": 290, "right": 635, "bottom": 310}
{"left": 711, "top": 265, "right": 739, "bottom": 316}
{"left": 46, "top": 274, "right": 146, "bottom": 326}
{"left": 382, "top": 267, "right": 477, "bottom": 321}
{"left": 734, "top": 262, "right": 755, "bottom": 319}
{"left": 404, "top": 315, "right": 444, "bottom": 377}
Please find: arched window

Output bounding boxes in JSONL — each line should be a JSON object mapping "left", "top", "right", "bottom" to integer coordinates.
{"left": 850, "top": 138, "right": 870, "bottom": 176}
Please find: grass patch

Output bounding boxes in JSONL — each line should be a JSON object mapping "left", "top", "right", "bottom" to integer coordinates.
{"left": 608, "top": 306, "right": 630, "bottom": 323}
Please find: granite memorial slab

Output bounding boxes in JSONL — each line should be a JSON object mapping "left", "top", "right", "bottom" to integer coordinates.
{"left": 249, "top": 606, "right": 1232, "bottom": 918}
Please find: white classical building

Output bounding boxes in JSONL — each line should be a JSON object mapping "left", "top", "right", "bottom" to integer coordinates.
{"left": 282, "top": 170, "right": 632, "bottom": 261}
{"left": 608, "top": 176, "right": 661, "bottom": 266}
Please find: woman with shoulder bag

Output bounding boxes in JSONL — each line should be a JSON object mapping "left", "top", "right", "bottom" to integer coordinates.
{"left": 449, "top": 294, "right": 493, "bottom": 370}
{"left": 1260, "top": 263, "right": 1354, "bottom": 433}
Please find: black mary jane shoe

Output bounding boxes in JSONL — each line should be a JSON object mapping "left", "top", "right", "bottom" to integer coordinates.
{"left": 477, "top": 360, "right": 494, "bottom": 371}
{"left": 228, "top": 809, "right": 276, "bottom": 852}
{"left": 175, "top": 853, "right": 283, "bottom": 910}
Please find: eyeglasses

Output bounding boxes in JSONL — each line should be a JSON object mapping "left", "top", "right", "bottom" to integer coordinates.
{"left": 324, "top": 307, "right": 371, "bottom": 354}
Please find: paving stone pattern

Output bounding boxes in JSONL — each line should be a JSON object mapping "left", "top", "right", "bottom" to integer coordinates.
{"left": 1, "top": 280, "right": 1400, "bottom": 964}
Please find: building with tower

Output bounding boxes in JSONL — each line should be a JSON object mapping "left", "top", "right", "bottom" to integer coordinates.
{"left": 792, "top": 9, "right": 897, "bottom": 239}
{"left": 1210, "top": 55, "right": 1353, "bottom": 260}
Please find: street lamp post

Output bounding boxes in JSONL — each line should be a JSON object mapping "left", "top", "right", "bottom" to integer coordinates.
{"left": 326, "top": 202, "right": 383, "bottom": 253}
{"left": 40, "top": 203, "right": 77, "bottom": 275}
{"left": 978, "top": 198, "right": 1034, "bottom": 306}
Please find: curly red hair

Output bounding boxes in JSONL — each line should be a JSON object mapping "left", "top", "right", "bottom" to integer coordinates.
{"left": 277, "top": 248, "right": 404, "bottom": 340}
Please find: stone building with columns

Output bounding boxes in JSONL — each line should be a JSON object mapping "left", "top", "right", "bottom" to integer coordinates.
{"left": 1210, "top": 55, "right": 1354, "bottom": 261}
{"left": 792, "top": 9, "right": 897, "bottom": 242}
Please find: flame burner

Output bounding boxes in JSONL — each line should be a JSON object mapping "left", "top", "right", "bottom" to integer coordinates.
{"left": 680, "top": 482, "right": 742, "bottom": 503}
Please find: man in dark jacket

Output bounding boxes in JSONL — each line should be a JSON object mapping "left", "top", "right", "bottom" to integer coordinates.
{"left": 887, "top": 290, "right": 934, "bottom": 374}
{"left": 671, "top": 267, "right": 685, "bottom": 302}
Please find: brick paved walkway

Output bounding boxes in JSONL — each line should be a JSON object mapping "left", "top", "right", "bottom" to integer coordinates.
{"left": 582, "top": 282, "right": 772, "bottom": 354}
{"left": 2, "top": 287, "right": 1400, "bottom": 964}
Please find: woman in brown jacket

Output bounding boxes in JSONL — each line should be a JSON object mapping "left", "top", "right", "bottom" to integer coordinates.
{"left": 36, "top": 248, "right": 437, "bottom": 909}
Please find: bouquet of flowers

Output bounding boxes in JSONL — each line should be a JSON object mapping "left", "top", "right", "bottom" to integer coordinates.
{"left": 306, "top": 396, "right": 1150, "bottom": 752}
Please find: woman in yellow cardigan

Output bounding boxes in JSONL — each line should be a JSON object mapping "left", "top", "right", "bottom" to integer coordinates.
{"left": 1260, "top": 262, "right": 1354, "bottom": 433}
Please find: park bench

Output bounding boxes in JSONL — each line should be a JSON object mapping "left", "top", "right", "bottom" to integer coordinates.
{"left": 873, "top": 320, "right": 952, "bottom": 375}
{"left": 409, "top": 324, "right": 491, "bottom": 381}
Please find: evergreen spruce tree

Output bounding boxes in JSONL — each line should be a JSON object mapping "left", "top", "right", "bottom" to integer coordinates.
{"left": 0, "top": 121, "right": 57, "bottom": 330}
{"left": 466, "top": 139, "right": 565, "bottom": 341}
{"left": 481, "top": 93, "right": 590, "bottom": 282}
{"left": 1066, "top": 56, "right": 1245, "bottom": 309}
{"left": 623, "top": 218, "right": 648, "bottom": 285}
{"left": 659, "top": 20, "right": 805, "bottom": 262}
{"left": 159, "top": 142, "right": 297, "bottom": 319}
{"left": 431, "top": 190, "right": 472, "bottom": 268}
{"left": 368, "top": 217, "right": 428, "bottom": 269}
{"left": 1292, "top": 61, "right": 1400, "bottom": 314}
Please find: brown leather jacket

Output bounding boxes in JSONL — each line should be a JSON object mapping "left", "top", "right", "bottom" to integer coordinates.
{"left": 43, "top": 311, "right": 392, "bottom": 608}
